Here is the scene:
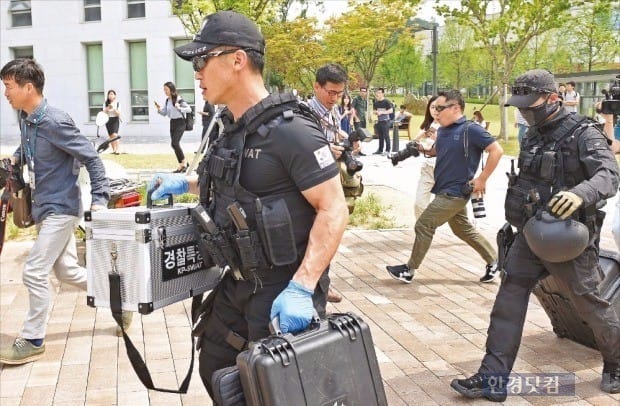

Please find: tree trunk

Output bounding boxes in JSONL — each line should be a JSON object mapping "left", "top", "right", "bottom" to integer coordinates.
{"left": 500, "top": 83, "right": 509, "bottom": 142}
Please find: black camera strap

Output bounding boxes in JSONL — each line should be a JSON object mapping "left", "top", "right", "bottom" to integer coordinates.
{"left": 0, "top": 187, "right": 10, "bottom": 256}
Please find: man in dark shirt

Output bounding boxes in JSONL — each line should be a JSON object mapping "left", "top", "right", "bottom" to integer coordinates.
{"left": 152, "top": 11, "right": 349, "bottom": 399}
{"left": 386, "top": 90, "right": 503, "bottom": 284}
{"left": 352, "top": 87, "right": 368, "bottom": 129}
{"left": 452, "top": 69, "right": 620, "bottom": 400}
{"left": 373, "top": 88, "right": 393, "bottom": 154}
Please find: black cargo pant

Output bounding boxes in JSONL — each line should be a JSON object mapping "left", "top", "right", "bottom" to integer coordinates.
{"left": 169, "top": 117, "right": 186, "bottom": 163}
{"left": 198, "top": 268, "right": 329, "bottom": 399}
{"left": 479, "top": 233, "right": 620, "bottom": 375}
{"left": 376, "top": 120, "right": 391, "bottom": 153}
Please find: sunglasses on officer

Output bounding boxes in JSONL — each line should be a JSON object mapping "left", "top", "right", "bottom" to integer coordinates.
{"left": 191, "top": 48, "right": 251, "bottom": 72}
{"left": 511, "top": 86, "right": 553, "bottom": 96}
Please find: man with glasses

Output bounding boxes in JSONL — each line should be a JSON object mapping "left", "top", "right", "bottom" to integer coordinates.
{"left": 386, "top": 89, "right": 503, "bottom": 284}
{"left": 452, "top": 69, "right": 619, "bottom": 400}
{"left": 307, "top": 63, "right": 347, "bottom": 149}
{"left": 153, "top": 11, "right": 348, "bottom": 398}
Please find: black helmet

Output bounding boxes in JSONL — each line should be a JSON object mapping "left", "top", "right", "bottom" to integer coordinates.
{"left": 523, "top": 211, "right": 589, "bottom": 263}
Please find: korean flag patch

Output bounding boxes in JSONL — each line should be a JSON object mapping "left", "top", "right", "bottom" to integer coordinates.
{"left": 314, "top": 145, "right": 335, "bottom": 169}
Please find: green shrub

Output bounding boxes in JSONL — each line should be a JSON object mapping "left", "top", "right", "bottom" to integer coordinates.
{"left": 348, "top": 193, "right": 396, "bottom": 229}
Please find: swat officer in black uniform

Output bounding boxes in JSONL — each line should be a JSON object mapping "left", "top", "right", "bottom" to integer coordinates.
{"left": 452, "top": 69, "right": 620, "bottom": 401}
{"left": 150, "top": 11, "right": 349, "bottom": 399}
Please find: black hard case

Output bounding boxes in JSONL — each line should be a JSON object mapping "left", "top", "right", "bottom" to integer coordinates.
{"left": 533, "top": 249, "right": 620, "bottom": 350}
{"left": 236, "top": 312, "right": 388, "bottom": 406}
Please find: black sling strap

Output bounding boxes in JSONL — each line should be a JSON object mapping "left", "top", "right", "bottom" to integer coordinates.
{"left": 0, "top": 188, "right": 11, "bottom": 255}
{"left": 108, "top": 273, "right": 201, "bottom": 394}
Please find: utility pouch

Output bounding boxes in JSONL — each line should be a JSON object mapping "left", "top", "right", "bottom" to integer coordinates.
{"left": 233, "top": 230, "right": 268, "bottom": 272}
{"left": 540, "top": 151, "right": 556, "bottom": 182}
{"left": 504, "top": 182, "right": 531, "bottom": 228}
{"left": 258, "top": 198, "right": 297, "bottom": 266}
{"left": 204, "top": 229, "right": 241, "bottom": 271}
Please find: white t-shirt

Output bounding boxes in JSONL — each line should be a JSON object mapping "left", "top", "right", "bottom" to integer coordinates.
{"left": 564, "top": 90, "right": 580, "bottom": 113}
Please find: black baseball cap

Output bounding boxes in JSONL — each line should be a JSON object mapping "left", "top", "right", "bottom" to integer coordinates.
{"left": 174, "top": 11, "right": 265, "bottom": 61}
{"left": 505, "top": 69, "right": 557, "bottom": 108}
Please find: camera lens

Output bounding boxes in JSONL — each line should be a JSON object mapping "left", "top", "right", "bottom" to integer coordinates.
{"left": 471, "top": 197, "right": 486, "bottom": 219}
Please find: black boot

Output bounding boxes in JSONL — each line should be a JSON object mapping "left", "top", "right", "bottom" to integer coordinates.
{"left": 450, "top": 373, "right": 507, "bottom": 402}
{"left": 601, "top": 362, "right": 620, "bottom": 394}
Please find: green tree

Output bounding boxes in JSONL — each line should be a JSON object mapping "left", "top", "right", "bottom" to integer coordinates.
{"left": 376, "top": 35, "right": 426, "bottom": 94}
{"left": 436, "top": 19, "right": 479, "bottom": 92}
{"left": 171, "top": 0, "right": 284, "bottom": 35}
{"left": 569, "top": 0, "right": 618, "bottom": 72}
{"left": 436, "top": 0, "right": 575, "bottom": 141}
{"left": 322, "top": 0, "right": 418, "bottom": 123}
{"left": 263, "top": 18, "right": 324, "bottom": 93}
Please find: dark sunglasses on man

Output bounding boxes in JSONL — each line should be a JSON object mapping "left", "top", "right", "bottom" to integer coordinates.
{"left": 191, "top": 48, "right": 253, "bottom": 72}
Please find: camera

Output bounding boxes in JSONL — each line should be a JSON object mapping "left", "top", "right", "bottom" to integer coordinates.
{"left": 0, "top": 158, "right": 26, "bottom": 191}
{"left": 389, "top": 141, "right": 420, "bottom": 166}
{"left": 339, "top": 138, "right": 363, "bottom": 175}
{"left": 598, "top": 74, "right": 620, "bottom": 115}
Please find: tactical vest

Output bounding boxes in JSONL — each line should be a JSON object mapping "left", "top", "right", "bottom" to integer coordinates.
{"left": 505, "top": 113, "right": 597, "bottom": 229}
{"left": 195, "top": 93, "right": 320, "bottom": 279}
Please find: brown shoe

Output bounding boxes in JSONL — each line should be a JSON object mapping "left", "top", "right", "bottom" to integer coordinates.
{"left": 327, "top": 287, "right": 343, "bottom": 303}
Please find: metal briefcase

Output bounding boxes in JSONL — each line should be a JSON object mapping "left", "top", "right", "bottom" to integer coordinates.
{"left": 85, "top": 205, "right": 221, "bottom": 314}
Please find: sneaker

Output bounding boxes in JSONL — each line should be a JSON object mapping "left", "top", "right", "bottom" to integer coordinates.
{"left": 601, "top": 362, "right": 620, "bottom": 394}
{"left": 480, "top": 262, "right": 499, "bottom": 283}
{"left": 450, "top": 373, "right": 507, "bottom": 402}
{"left": 357, "top": 152, "right": 366, "bottom": 156}
{"left": 0, "top": 338, "right": 45, "bottom": 365}
{"left": 115, "top": 311, "right": 134, "bottom": 337}
{"left": 386, "top": 264, "right": 414, "bottom": 284}
{"left": 372, "top": 151, "right": 383, "bottom": 155}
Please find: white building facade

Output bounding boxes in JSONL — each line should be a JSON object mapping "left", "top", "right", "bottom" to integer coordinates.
{"left": 0, "top": 0, "right": 202, "bottom": 146}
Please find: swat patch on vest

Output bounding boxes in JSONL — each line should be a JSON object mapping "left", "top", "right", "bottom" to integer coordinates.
{"left": 314, "top": 144, "right": 335, "bottom": 169}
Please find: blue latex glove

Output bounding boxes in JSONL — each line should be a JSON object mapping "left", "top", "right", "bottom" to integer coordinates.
{"left": 270, "top": 281, "right": 314, "bottom": 334}
{"left": 148, "top": 173, "right": 189, "bottom": 201}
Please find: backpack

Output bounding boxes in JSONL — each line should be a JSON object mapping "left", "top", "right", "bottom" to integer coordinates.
{"left": 184, "top": 105, "right": 194, "bottom": 131}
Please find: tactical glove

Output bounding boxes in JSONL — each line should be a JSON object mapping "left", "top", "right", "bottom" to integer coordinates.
{"left": 547, "top": 191, "right": 583, "bottom": 220}
{"left": 148, "top": 173, "right": 189, "bottom": 201}
{"left": 270, "top": 281, "right": 314, "bottom": 334}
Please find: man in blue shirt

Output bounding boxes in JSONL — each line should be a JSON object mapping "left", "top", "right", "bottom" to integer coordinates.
{"left": 386, "top": 90, "right": 503, "bottom": 284}
{"left": 0, "top": 58, "right": 109, "bottom": 365}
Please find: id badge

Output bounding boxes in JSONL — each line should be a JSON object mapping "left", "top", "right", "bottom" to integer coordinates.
{"left": 28, "top": 163, "right": 35, "bottom": 190}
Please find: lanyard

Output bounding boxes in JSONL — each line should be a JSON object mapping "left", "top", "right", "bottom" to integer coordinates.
{"left": 21, "top": 103, "right": 47, "bottom": 187}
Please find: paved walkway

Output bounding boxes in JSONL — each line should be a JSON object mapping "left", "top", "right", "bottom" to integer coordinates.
{"left": 1, "top": 139, "right": 619, "bottom": 405}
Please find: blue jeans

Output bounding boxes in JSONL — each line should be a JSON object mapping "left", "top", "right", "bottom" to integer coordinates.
{"left": 408, "top": 193, "right": 496, "bottom": 270}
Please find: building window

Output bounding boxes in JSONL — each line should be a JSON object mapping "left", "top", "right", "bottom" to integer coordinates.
{"left": 173, "top": 39, "right": 195, "bottom": 109}
{"left": 84, "top": 0, "right": 101, "bottom": 22}
{"left": 10, "top": 0, "right": 32, "bottom": 27}
{"left": 12, "top": 46, "right": 33, "bottom": 59}
{"left": 129, "top": 41, "right": 148, "bottom": 121}
{"left": 86, "top": 44, "right": 104, "bottom": 122}
{"left": 127, "top": 0, "right": 145, "bottom": 19}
